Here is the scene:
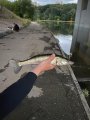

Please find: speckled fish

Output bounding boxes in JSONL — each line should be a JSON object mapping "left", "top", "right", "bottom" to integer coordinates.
{"left": 18, "top": 55, "right": 73, "bottom": 66}
{"left": 9, "top": 54, "right": 74, "bottom": 74}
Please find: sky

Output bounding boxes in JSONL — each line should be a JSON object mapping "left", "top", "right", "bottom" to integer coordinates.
{"left": 32, "top": 0, "right": 77, "bottom": 5}
{"left": 9, "top": 0, "right": 78, "bottom": 5}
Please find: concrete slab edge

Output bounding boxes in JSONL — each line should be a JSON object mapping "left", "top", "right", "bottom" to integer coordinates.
{"left": 68, "top": 65, "right": 90, "bottom": 120}
{"left": 49, "top": 30, "right": 90, "bottom": 118}
{"left": 0, "top": 25, "right": 27, "bottom": 38}
{"left": 49, "top": 31, "right": 68, "bottom": 58}
{"left": 0, "top": 29, "right": 13, "bottom": 38}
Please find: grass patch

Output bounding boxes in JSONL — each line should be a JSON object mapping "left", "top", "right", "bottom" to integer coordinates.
{"left": 0, "top": 7, "right": 31, "bottom": 27}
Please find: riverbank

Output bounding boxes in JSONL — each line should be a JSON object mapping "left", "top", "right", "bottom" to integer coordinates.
{"left": 0, "top": 7, "right": 30, "bottom": 38}
{"left": 37, "top": 20, "right": 75, "bottom": 23}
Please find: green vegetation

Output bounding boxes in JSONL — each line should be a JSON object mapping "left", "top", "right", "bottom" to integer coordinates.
{"left": 0, "top": 6, "right": 30, "bottom": 27}
{"left": 39, "top": 21, "right": 74, "bottom": 35}
{"left": 0, "top": 0, "right": 35, "bottom": 20}
{"left": 35, "top": 4, "right": 77, "bottom": 21}
{"left": 83, "top": 89, "right": 89, "bottom": 97}
{"left": 0, "top": 0, "right": 77, "bottom": 21}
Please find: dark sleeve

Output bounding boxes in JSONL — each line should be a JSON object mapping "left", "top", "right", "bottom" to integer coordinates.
{"left": 0, "top": 72, "right": 37, "bottom": 119}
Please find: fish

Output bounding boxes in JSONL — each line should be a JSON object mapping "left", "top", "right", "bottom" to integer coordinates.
{"left": 9, "top": 54, "right": 74, "bottom": 74}
{"left": 18, "top": 54, "right": 74, "bottom": 66}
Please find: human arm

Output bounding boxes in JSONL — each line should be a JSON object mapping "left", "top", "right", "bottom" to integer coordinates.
{"left": 0, "top": 72, "right": 37, "bottom": 119}
{"left": 0, "top": 54, "right": 55, "bottom": 119}
{"left": 32, "top": 54, "right": 55, "bottom": 76}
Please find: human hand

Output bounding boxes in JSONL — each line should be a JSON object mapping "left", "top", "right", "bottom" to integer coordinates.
{"left": 31, "top": 54, "right": 56, "bottom": 76}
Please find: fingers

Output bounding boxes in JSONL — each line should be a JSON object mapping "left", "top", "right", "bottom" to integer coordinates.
{"left": 48, "top": 54, "right": 55, "bottom": 62}
{"left": 50, "top": 64, "right": 56, "bottom": 70}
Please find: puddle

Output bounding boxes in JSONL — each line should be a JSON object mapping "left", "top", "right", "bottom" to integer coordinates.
{"left": 27, "top": 86, "right": 43, "bottom": 98}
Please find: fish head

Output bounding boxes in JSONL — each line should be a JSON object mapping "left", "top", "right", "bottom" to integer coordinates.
{"left": 51, "top": 57, "right": 74, "bottom": 66}
{"left": 56, "top": 57, "right": 74, "bottom": 66}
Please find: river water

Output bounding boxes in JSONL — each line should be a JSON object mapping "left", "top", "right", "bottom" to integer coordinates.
{"left": 39, "top": 21, "right": 90, "bottom": 107}
{"left": 40, "top": 21, "right": 74, "bottom": 55}
{"left": 54, "top": 34, "right": 72, "bottom": 55}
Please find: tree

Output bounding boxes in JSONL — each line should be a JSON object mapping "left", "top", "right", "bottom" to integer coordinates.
{"left": 36, "top": 3, "right": 77, "bottom": 21}
{"left": 12, "top": 0, "right": 35, "bottom": 19}
{"left": 0, "top": 0, "right": 35, "bottom": 20}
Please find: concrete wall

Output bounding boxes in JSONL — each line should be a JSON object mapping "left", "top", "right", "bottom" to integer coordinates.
{"left": 71, "top": 0, "right": 90, "bottom": 65}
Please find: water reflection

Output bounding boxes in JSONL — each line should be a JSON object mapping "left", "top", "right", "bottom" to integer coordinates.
{"left": 55, "top": 34, "right": 72, "bottom": 55}
{"left": 39, "top": 21, "right": 74, "bottom": 55}
{"left": 40, "top": 21, "right": 74, "bottom": 35}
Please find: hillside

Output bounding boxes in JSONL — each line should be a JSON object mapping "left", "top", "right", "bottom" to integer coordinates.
{"left": 34, "top": 4, "right": 77, "bottom": 21}
{"left": 0, "top": 6, "right": 30, "bottom": 32}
